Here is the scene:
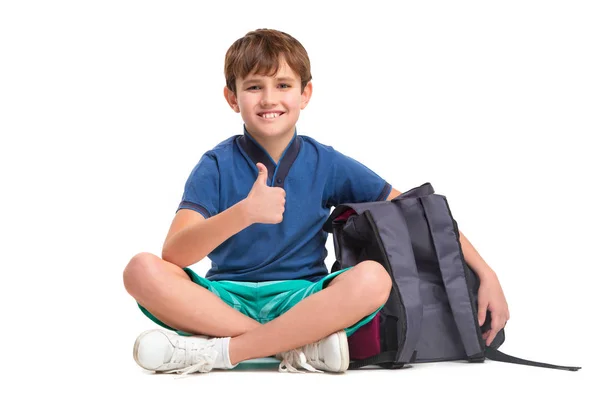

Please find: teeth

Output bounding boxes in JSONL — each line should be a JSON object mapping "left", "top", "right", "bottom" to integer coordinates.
{"left": 261, "top": 112, "right": 280, "bottom": 119}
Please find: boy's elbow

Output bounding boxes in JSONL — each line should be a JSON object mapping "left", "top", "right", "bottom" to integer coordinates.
{"left": 161, "top": 244, "right": 202, "bottom": 268}
{"left": 161, "top": 245, "right": 186, "bottom": 268}
{"left": 161, "top": 247, "right": 178, "bottom": 266}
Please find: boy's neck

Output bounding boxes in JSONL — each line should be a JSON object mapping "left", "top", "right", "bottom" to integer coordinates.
{"left": 245, "top": 126, "right": 296, "bottom": 164}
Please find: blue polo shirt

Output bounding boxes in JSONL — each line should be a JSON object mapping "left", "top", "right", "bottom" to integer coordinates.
{"left": 178, "top": 126, "right": 392, "bottom": 282}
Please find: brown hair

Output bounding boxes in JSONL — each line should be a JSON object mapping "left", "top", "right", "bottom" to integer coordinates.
{"left": 224, "top": 29, "right": 312, "bottom": 95}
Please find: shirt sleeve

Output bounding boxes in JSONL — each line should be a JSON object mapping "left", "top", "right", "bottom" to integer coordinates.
{"left": 177, "top": 152, "right": 220, "bottom": 218}
{"left": 325, "top": 148, "right": 392, "bottom": 208}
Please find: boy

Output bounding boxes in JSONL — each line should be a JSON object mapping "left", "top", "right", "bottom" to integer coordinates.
{"left": 123, "top": 28, "right": 509, "bottom": 375}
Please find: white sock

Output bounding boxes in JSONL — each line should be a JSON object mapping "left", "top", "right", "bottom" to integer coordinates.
{"left": 213, "top": 337, "right": 237, "bottom": 369}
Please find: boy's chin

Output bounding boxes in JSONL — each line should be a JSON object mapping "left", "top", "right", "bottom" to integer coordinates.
{"left": 247, "top": 125, "right": 294, "bottom": 139}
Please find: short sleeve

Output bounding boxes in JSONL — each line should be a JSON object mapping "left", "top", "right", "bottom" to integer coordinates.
{"left": 177, "top": 152, "right": 220, "bottom": 218}
{"left": 325, "top": 148, "right": 391, "bottom": 208}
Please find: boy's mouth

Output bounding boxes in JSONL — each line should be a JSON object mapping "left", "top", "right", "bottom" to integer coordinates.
{"left": 258, "top": 111, "right": 285, "bottom": 120}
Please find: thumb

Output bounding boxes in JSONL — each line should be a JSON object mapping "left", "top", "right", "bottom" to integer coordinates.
{"left": 255, "top": 163, "right": 268, "bottom": 185}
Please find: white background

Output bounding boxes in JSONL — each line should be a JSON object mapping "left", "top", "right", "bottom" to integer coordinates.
{"left": 1, "top": 1, "right": 597, "bottom": 398}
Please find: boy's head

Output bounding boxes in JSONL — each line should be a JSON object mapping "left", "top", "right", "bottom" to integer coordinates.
{"left": 223, "top": 29, "right": 313, "bottom": 142}
{"left": 224, "top": 29, "right": 312, "bottom": 95}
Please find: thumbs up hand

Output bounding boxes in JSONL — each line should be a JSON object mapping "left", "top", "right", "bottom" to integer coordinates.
{"left": 244, "top": 163, "right": 286, "bottom": 224}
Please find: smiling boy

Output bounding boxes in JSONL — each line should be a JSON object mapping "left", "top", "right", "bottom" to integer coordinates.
{"left": 123, "top": 28, "right": 509, "bottom": 375}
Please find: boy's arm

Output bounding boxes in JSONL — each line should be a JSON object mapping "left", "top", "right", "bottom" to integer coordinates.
{"left": 386, "top": 187, "right": 509, "bottom": 345}
{"left": 386, "top": 187, "right": 402, "bottom": 201}
{"left": 162, "top": 200, "right": 253, "bottom": 268}
{"left": 162, "top": 161, "right": 282, "bottom": 268}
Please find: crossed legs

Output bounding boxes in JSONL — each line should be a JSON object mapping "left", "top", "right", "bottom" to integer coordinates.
{"left": 123, "top": 252, "right": 391, "bottom": 365}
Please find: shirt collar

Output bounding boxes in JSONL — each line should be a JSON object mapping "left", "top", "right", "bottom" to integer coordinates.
{"left": 237, "top": 125, "right": 302, "bottom": 188}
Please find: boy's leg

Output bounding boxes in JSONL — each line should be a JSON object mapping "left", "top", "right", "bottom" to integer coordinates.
{"left": 123, "top": 252, "right": 261, "bottom": 337}
{"left": 228, "top": 260, "right": 391, "bottom": 365}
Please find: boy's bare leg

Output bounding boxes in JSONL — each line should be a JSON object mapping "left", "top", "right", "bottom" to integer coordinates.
{"left": 228, "top": 260, "right": 391, "bottom": 365}
{"left": 123, "top": 252, "right": 261, "bottom": 337}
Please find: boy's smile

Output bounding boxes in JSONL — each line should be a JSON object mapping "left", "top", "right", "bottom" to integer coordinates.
{"left": 258, "top": 111, "right": 285, "bottom": 120}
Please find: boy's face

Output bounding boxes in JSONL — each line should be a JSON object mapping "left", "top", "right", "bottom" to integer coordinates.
{"left": 224, "top": 59, "right": 312, "bottom": 143}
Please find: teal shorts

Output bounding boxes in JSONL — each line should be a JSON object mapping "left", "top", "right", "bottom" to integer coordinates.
{"left": 138, "top": 267, "right": 380, "bottom": 337}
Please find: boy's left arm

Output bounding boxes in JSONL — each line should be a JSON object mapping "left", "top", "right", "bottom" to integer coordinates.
{"left": 386, "top": 188, "right": 509, "bottom": 346}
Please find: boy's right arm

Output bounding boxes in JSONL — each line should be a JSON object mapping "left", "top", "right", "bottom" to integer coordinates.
{"left": 161, "top": 201, "right": 252, "bottom": 268}
{"left": 162, "top": 162, "right": 286, "bottom": 268}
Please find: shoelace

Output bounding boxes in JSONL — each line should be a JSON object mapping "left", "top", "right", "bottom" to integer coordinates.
{"left": 278, "top": 344, "right": 323, "bottom": 373}
{"left": 164, "top": 337, "right": 218, "bottom": 376}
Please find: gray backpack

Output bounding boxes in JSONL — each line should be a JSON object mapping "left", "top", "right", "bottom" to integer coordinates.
{"left": 323, "top": 183, "right": 580, "bottom": 371}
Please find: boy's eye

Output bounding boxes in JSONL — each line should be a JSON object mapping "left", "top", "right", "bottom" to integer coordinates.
{"left": 245, "top": 83, "right": 291, "bottom": 90}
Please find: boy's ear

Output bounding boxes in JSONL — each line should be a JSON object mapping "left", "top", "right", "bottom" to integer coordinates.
{"left": 300, "top": 81, "right": 313, "bottom": 110}
{"left": 224, "top": 86, "right": 240, "bottom": 113}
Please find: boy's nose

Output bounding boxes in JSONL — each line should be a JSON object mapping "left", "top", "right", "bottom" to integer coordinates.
{"left": 260, "top": 89, "right": 277, "bottom": 106}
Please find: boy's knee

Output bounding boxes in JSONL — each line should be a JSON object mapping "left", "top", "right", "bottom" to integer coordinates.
{"left": 351, "top": 261, "right": 392, "bottom": 308}
{"left": 123, "top": 252, "right": 162, "bottom": 295}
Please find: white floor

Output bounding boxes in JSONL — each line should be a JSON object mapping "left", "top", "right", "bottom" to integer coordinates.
{"left": 126, "top": 360, "right": 593, "bottom": 400}
{"left": 23, "top": 343, "right": 593, "bottom": 400}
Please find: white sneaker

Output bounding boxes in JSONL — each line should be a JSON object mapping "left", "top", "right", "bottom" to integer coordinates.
{"left": 133, "top": 329, "right": 230, "bottom": 375}
{"left": 277, "top": 330, "right": 350, "bottom": 373}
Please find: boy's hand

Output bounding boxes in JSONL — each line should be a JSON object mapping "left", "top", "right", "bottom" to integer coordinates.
{"left": 244, "top": 162, "right": 286, "bottom": 224}
{"left": 477, "top": 271, "right": 510, "bottom": 346}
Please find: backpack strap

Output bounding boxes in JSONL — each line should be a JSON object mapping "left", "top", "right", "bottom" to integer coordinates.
{"left": 350, "top": 201, "right": 424, "bottom": 364}
{"left": 378, "top": 183, "right": 434, "bottom": 363}
{"left": 485, "top": 347, "right": 581, "bottom": 371}
{"left": 418, "top": 194, "right": 486, "bottom": 360}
